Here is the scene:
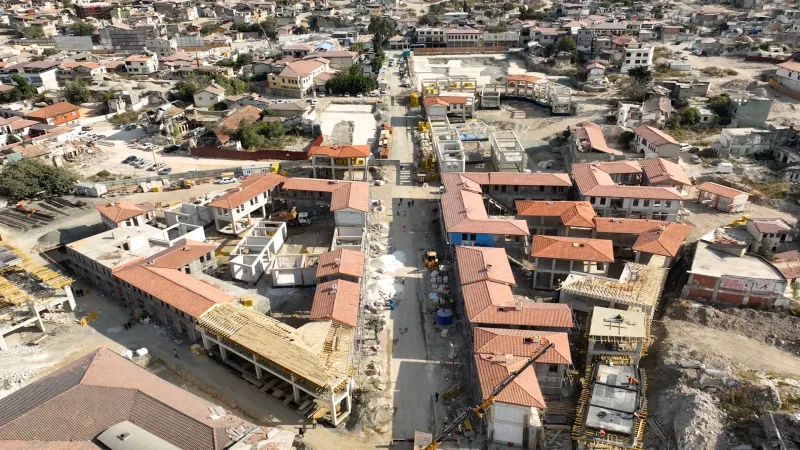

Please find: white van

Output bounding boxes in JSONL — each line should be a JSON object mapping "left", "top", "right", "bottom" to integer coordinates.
{"left": 717, "top": 162, "right": 734, "bottom": 173}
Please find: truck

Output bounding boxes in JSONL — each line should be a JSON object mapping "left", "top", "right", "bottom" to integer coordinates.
{"left": 267, "top": 207, "right": 311, "bottom": 226}
{"left": 171, "top": 178, "right": 194, "bottom": 189}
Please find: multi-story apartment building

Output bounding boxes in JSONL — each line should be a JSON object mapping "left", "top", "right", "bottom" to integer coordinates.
{"left": 515, "top": 200, "right": 596, "bottom": 237}
{"left": 25, "top": 102, "right": 82, "bottom": 126}
{"left": 621, "top": 42, "right": 654, "bottom": 73}
{"left": 101, "top": 24, "right": 156, "bottom": 52}
{"left": 1, "top": 61, "right": 60, "bottom": 93}
{"left": 57, "top": 62, "right": 106, "bottom": 82}
{"left": 447, "top": 26, "right": 481, "bottom": 47}
{"left": 125, "top": 54, "right": 159, "bottom": 74}
{"left": 482, "top": 30, "right": 520, "bottom": 48}
{"left": 572, "top": 163, "right": 684, "bottom": 221}
{"left": 633, "top": 125, "right": 681, "bottom": 159}
{"left": 447, "top": 172, "right": 572, "bottom": 212}
{"left": 268, "top": 58, "right": 329, "bottom": 98}
{"left": 775, "top": 61, "right": 800, "bottom": 96}
{"left": 209, "top": 173, "right": 286, "bottom": 234}
{"left": 415, "top": 27, "right": 446, "bottom": 47}
{"left": 746, "top": 218, "right": 796, "bottom": 253}
{"left": 531, "top": 235, "right": 614, "bottom": 289}
{"left": 145, "top": 37, "right": 177, "bottom": 56}
{"left": 642, "top": 158, "right": 692, "bottom": 196}
{"left": 94, "top": 201, "right": 153, "bottom": 229}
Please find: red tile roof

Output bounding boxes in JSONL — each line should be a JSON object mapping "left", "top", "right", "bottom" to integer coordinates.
{"left": 632, "top": 222, "right": 693, "bottom": 257}
{"left": 463, "top": 280, "right": 574, "bottom": 328}
{"left": 508, "top": 74, "right": 542, "bottom": 84}
{"left": 422, "top": 95, "right": 468, "bottom": 107}
{"left": 281, "top": 178, "right": 370, "bottom": 212}
{"left": 515, "top": 201, "right": 596, "bottom": 228}
{"left": 0, "top": 348, "right": 252, "bottom": 450}
{"left": 778, "top": 61, "right": 800, "bottom": 72}
{"left": 643, "top": 157, "right": 691, "bottom": 186}
{"left": 316, "top": 249, "right": 365, "bottom": 279}
{"left": 633, "top": 125, "right": 678, "bottom": 146}
{"left": 115, "top": 266, "right": 234, "bottom": 318}
{"left": 441, "top": 172, "right": 483, "bottom": 194}
{"left": 575, "top": 122, "right": 622, "bottom": 155}
{"left": 594, "top": 217, "right": 669, "bottom": 234}
{"left": 94, "top": 201, "right": 145, "bottom": 223}
{"left": 749, "top": 218, "right": 794, "bottom": 234}
{"left": 473, "top": 327, "right": 572, "bottom": 365}
{"left": 696, "top": 182, "right": 748, "bottom": 199}
{"left": 531, "top": 236, "right": 614, "bottom": 262}
{"left": 595, "top": 160, "right": 641, "bottom": 175}
{"left": 310, "top": 279, "right": 360, "bottom": 327}
{"left": 474, "top": 354, "right": 545, "bottom": 408}
{"left": 25, "top": 102, "right": 80, "bottom": 120}
{"left": 214, "top": 105, "right": 262, "bottom": 144}
{"left": 572, "top": 163, "right": 684, "bottom": 200}
{"left": 771, "top": 251, "right": 800, "bottom": 279}
{"left": 442, "top": 189, "right": 528, "bottom": 235}
{"left": 455, "top": 246, "right": 516, "bottom": 286}
{"left": 208, "top": 173, "right": 286, "bottom": 209}
{"left": 309, "top": 144, "right": 371, "bottom": 158}
{"left": 461, "top": 172, "right": 571, "bottom": 187}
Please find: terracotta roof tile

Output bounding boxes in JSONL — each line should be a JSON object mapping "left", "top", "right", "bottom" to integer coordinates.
{"left": 442, "top": 190, "right": 528, "bottom": 235}
{"left": 309, "top": 144, "right": 371, "bottom": 158}
{"left": 474, "top": 354, "right": 546, "bottom": 408}
{"left": 214, "top": 105, "right": 262, "bottom": 144}
{"left": 575, "top": 122, "right": 622, "bottom": 155}
{"left": 462, "top": 172, "right": 572, "bottom": 187}
{"left": 572, "top": 164, "right": 684, "bottom": 200}
{"left": 594, "top": 217, "right": 669, "bottom": 234}
{"left": 771, "top": 251, "right": 800, "bottom": 279}
{"left": 643, "top": 157, "right": 691, "bottom": 186}
{"left": 316, "top": 249, "right": 365, "bottom": 279}
{"left": 281, "top": 178, "right": 370, "bottom": 212}
{"left": 0, "top": 348, "right": 252, "bottom": 450}
{"left": 748, "top": 218, "right": 793, "bottom": 234}
{"left": 515, "top": 201, "right": 597, "bottom": 228}
{"left": 531, "top": 236, "right": 614, "bottom": 262}
{"left": 696, "top": 182, "right": 748, "bottom": 199}
{"left": 633, "top": 125, "right": 678, "bottom": 146}
{"left": 594, "top": 160, "right": 641, "bottom": 175}
{"left": 440, "top": 172, "right": 482, "bottom": 193}
{"left": 632, "top": 222, "right": 693, "bottom": 257}
{"left": 94, "top": 201, "right": 146, "bottom": 223}
{"left": 208, "top": 173, "right": 286, "bottom": 209}
{"left": 508, "top": 74, "right": 542, "bottom": 84}
{"left": 115, "top": 266, "right": 234, "bottom": 318}
{"left": 455, "top": 246, "right": 516, "bottom": 286}
{"left": 473, "top": 327, "right": 572, "bottom": 365}
{"left": 463, "top": 281, "right": 573, "bottom": 328}
{"left": 25, "top": 102, "right": 80, "bottom": 120}
{"left": 310, "top": 279, "right": 360, "bottom": 327}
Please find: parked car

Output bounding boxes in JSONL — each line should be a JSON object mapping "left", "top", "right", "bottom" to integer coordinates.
{"left": 680, "top": 143, "right": 691, "bottom": 151}
{"left": 163, "top": 144, "right": 180, "bottom": 153}
{"left": 356, "top": 93, "right": 363, "bottom": 98}
{"left": 138, "top": 161, "right": 154, "bottom": 169}
{"left": 134, "top": 159, "right": 151, "bottom": 168}
{"left": 158, "top": 167, "right": 172, "bottom": 175}
{"left": 690, "top": 155, "right": 702, "bottom": 164}
{"left": 81, "top": 125, "right": 93, "bottom": 131}
{"left": 122, "top": 156, "right": 137, "bottom": 164}
{"left": 344, "top": 92, "right": 350, "bottom": 97}
{"left": 149, "top": 163, "right": 165, "bottom": 171}
{"left": 217, "top": 177, "right": 236, "bottom": 184}
{"left": 380, "top": 89, "right": 388, "bottom": 95}
{"left": 123, "top": 124, "right": 137, "bottom": 131}
{"left": 311, "top": 99, "right": 320, "bottom": 105}
{"left": 368, "top": 90, "right": 380, "bottom": 97}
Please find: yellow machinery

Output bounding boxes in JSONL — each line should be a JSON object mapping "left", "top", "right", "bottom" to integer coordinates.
{"left": 424, "top": 251, "right": 439, "bottom": 269}
{"left": 731, "top": 215, "right": 749, "bottom": 227}
{"left": 171, "top": 179, "right": 194, "bottom": 189}
{"left": 410, "top": 92, "right": 420, "bottom": 107}
{"left": 417, "top": 121, "right": 429, "bottom": 132}
{"left": 424, "top": 342, "right": 554, "bottom": 450}
{"left": 270, "top": 163, "right": 280, "bottom": 173}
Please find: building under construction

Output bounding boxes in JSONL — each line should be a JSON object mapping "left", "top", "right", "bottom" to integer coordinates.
{"left": 480, "top": 75, "right": 573, "bottom": 115}
{"left": 197, "top": 302, "right": 356, "bottom": 426}
{"left": 0, "top": 245, "right": 75, "bottom": 350}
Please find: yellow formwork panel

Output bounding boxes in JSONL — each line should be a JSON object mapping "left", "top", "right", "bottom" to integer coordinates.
{"left": 2, "top": 246, "right": 74, "bottom": 289}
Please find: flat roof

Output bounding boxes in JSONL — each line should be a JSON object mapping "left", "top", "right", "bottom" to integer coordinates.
{"left": 589, "top": 306, "right": 647, "bottom": 339}
{"left": 67, "top": 225, "right": 164, "bottom": 269}
{"left": 689, "top": 238, "right": 784, "bottom": 280}
{"left": 584, "top": 365, "right": 638, "bottom": 434}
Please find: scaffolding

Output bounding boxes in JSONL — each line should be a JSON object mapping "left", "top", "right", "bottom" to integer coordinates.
{"left": 573, "top": 363, "right": 647, "bottom": 450}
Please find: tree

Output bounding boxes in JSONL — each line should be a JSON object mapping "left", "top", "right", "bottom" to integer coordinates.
{"left": 371, "top": 48, "right": 386, "bottom": 72}
{"left": 69, "top": 21, "right": 95, "bottom": 36}
{"left": 488, "top": 23, "right": 508, "bottom": 33}
{"left": 236, "top": 53, "right": 253, "bottom": 68}
{"left": 11, "top": 74, "right": 36, "bottom": 99}
{"left": 556, "top": 36, "right": 576, "bottom": 53}
{"left": 349, "top": 42, "right": 367, "bottom": 54}
{"left": 326, "top": 65, "right": 378, "bottom": 95}
{"left": 63, "top": 80, "right": 91, "bottom": 104}
{"left": 368, "top": 16, "right": 396, "bottom": 46}
{"left": 237, "top": 120, "right": 285, "bottom": 149}
{"left": 674, "top": 106, "right": 700, "bottom": 127}
{"left": 628, "top": 66, "right": 653, "bottom": 85}
{"left": 757, "top": 238, "right": 774, "bottom": 261}
{"left": 43, "top": 48, "right": 59, "bottom": 57}
{"left": 22, "top": 27, "right": 45, "bottom": 39}
{"left": 174, "top": 76, "right": 207, "bottom": 102}
{"left": 0, "top": 160, "right": 79, "bottom": 200}
{"left": 708, "top": 94, "right": 733, "bottom": 124}
{"left": 418, "top": 14, "right": 441, "bottom": 25}
{"left": 502, "top": 2, "right": 516, "bottom": 10}
{"left": 259, "top": 17, "right": 278, "bottom": 39}
{"left": 210, "top": 101, "right": 228, "bottom": 111}
{"left": 618, "top": 131, "right": 635, "bottom": 149}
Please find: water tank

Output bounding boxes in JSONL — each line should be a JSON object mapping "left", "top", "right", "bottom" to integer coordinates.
{"left": 436, "top": 308, "right": 454, "bottom": 327}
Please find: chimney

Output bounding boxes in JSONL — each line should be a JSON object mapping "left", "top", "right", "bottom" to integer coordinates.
{"left": 486, "top": 264, "right": 493, "bottom": 272}
{"left": 334, "top": 257, "right": 341, "bottom": 266}
{"left": 331, "top": 283, "right": 338, "bottom": 294}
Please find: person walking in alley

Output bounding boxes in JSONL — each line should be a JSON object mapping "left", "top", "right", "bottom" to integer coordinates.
{"left": 407, "top": 200, "right": 411, "bottom": 207}
{"left": 435, "top": 392, "right": 439, "bottom": 402}
{"left": 298, "top": 427, "right": 305, "bottom": 438}
{"left": 173, "top": 349, "right": 179, "bottom": 359}
{"left": 412, "top": 199, "right": 415, "bottom": 206}
{"left": 398, "top": 198, "right": 402, "bottom": 206}
{"left": 311, "top": 418, "right": 317, "bottom": 429}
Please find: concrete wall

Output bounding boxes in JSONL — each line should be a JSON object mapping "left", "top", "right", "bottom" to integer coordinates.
{"left": 334, "top": 209, "right": 366, "bottom": 227}
{"left": 488, "top": 402, "right": 540, "bottom": 449}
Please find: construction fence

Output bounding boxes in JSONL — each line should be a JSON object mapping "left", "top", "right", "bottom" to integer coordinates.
{"left": 412, "top": 46, "right": 511, "bottom": 55}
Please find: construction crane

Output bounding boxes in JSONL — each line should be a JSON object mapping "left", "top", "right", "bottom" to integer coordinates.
{"left": 424, "top": 341, "right": 554, "bottom": 450}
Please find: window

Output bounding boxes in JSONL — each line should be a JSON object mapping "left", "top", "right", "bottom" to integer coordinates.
{"left": 599, "top": 198, "right": 607, "bottom": 205}
{"left": 643, "top": 200, "right": 650, "bottom": 207}
{"left": 590, "top": 196, "right": 596, "bottom": 204}
{"left": 665, "top": 200, "right": 671, "bottom": 208}
{"left": 548, "top": 364, "right": 559, "bottom": 373}
{"left": 633, "top": 199, "right": 640, "bottom": 207}
{"left": 470, "top": 233, "right": 477, "bottom": 241}
{"left": 462, "top": 233, "right": 469, "bottom": 241}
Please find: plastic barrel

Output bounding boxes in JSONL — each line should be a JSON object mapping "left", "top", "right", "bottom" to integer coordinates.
{"left": 436, "top": 308, "right": 454, "bottom": 327}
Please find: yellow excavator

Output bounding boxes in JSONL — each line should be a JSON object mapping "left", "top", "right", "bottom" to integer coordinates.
{"left": 425, "top": 251, "right": 439, "bottom": 269}
{"left": 423, "top": 341, "right": 554, "bottom": 450}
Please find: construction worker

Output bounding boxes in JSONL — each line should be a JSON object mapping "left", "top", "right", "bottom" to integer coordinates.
{"left": 628, "top": 377, "right": 639, "bottom": 386}
{"left": 402, "top": 277, "right": 406, "bottom": 284}
{"left": 443, "top": 417, "right": 449, "bottom": 427}
{"left": 311, "top": 418, "right": 317, "bottom": 429}
{"left": 435, "top": 392, "right": 439, "bottom": 402}
{"left": 599, "top": 429, "right": 606, "bottom": 437}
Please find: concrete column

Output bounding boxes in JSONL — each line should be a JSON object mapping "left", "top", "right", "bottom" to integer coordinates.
{"left": 254, "top": 354, "right": 263, "bottom": 379}
{"left": 219, "top": 343, "right": 228, "bottom": 361}
{"left": 0, "top": 336, "right": 7, "bottom": 351}
{"left": 291, "top": 374, "right": 300, "bottom": 402}
{"left": 64, "top": 285, "right": 76, "bottom": 311}
{"left": 329, "top": 389, "right": 338, "bottom": 426}
{"left": 345, "top": 381, "right": 352, "bottom": 415}
{"left": 634, "top": 340, "right": 643, "bottom": 366}
{"left": 201, "top": 330, "right": 210, "bottom": 349}
{"left": 28, "top": 302, "right": 45, "bottom": 333}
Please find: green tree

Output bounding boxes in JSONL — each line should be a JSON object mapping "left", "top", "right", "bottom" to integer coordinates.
{"left": 368, "top": 16, "right": 396, "bottom": 46}
{"left": 43, "top": 48, "right": 59, "bottom": 57}
{"left": 0, "top": 160, "right": 79, "bottom": 200}
{"left": 349, "top": 42, "right": 367, "bottom": 54}
{"left": 11, "top": 74, "right": 36, "bottom": 99}
{"left": 63, "top": 80, "right": 91, "bottom": 104}
{"left": 628, "top": 66, "right": 653, "bottom": 85}
{"left": 708, "top": 94, "right": 733, "bottom": 124}
{"left": 69, "top": 21, "right": 95, "bottom": 36}
{"left": 371, "top": 48, "right": 386, "bottom": 72}
{"left": 259, "top": 17, "right": 278, "bottom": 39}
{"left": 502, "top": 2, "right": 516, "bottom": 10}
{"left": 557, "top": 36, "right": 576, "bottom": 53}
{"left": 418, "top": 14, "right": 441, "bottom": 25}
{"left": 674, "top": 106, "right": 700, "bottom": 127}
{"left": 237, "top": 120, "right": 285, "bottom": 149}
{"left": 757, "top": 238, "right": 774, "bottom": 261}
{"left": 22, "top": 27, "right": 45, "bottom": 39}
{"left": 326, "top": 65, "right": 379, "bottom": 95}
{"left": 236, "top": 53, "right": 253, "bottom": 68}
{"left": 200, "top": 23, "right": 218, "bottom": 36}
{"left": 209, "top": 101, "right": 228, "bottom": 111}
{"left": 174, "top": 76, "right": 207, "bottom": 102}
{"left": 618, "top": 131, "right": 635, "bottom": 149}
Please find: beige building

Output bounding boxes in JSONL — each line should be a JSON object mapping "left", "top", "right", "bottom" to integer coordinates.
{"left": 268, "top": 58, "right": 330, "bottom": 98}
